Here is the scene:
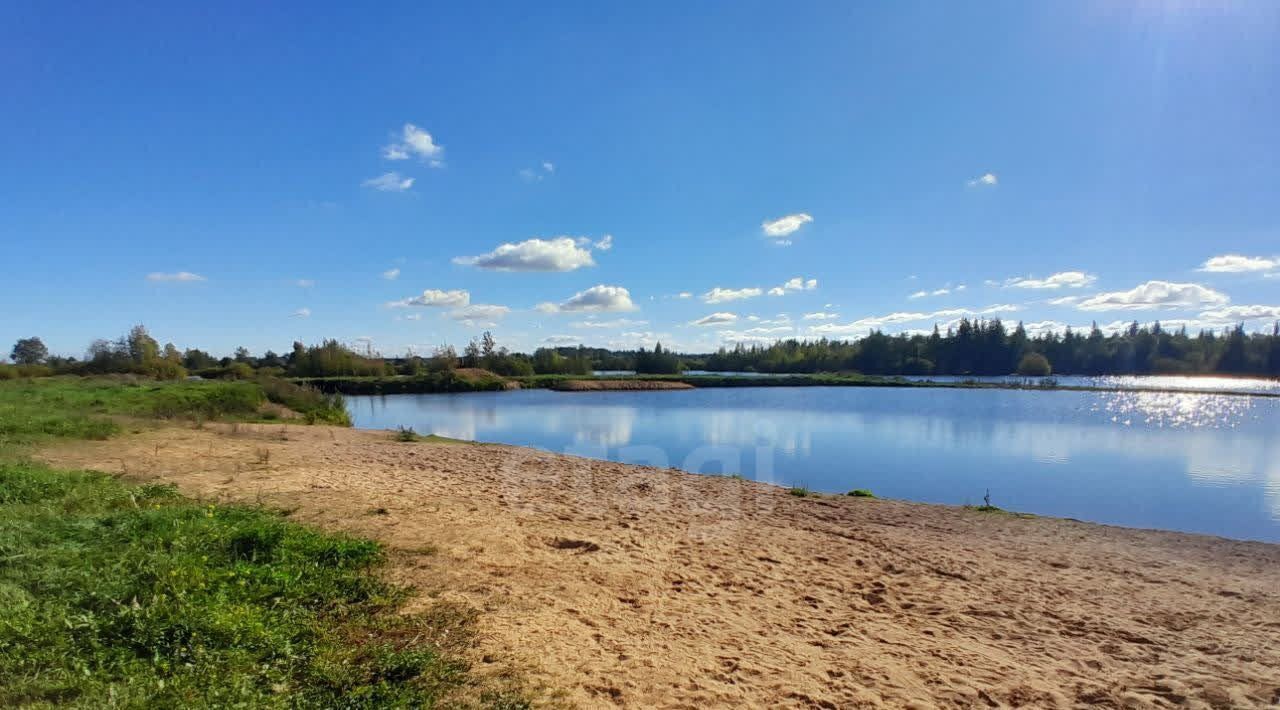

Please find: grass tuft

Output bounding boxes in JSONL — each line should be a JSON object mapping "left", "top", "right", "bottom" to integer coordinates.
{"left": 846, "top": 489, "right": 875, "bottom": 498}
{"left": 394, "top": 426, "right": 421, "bottom": 442}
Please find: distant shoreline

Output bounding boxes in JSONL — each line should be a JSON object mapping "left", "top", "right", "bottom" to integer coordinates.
{"left": 296, "top": 371, "right": 1280, "bottom": 398}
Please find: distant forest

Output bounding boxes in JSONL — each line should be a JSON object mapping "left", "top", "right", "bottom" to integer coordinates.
{"left": 6, "top": 318, "right": 1280, "bottom": 381}
{"left": 703, "top": 319, "right": 1280, "bottom": 377}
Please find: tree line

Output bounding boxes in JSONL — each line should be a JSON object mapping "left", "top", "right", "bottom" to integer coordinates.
{"left": 3, "top": 328, "right": 682, "bottom": 380}
{"left": 8, "top": 319, "right": 1280, "bottom": 381}
{"left": 703, "top": 319, "right": 1280, "bottom": 376}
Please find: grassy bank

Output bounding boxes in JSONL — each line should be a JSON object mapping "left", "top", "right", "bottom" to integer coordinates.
{"left": 0, "top": 377, "right": 526, "bottom": 708}
{"left": 296, "top": 369, "right": 512, "bottom": 395}
{"left": 0, "top": 377, "right": 348, "bottom": 449}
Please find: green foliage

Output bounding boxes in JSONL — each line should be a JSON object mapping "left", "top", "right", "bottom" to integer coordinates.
{"left": 634, "top": 342, "right": 683, "bottom": 374}
{"left": 296, "top": 370, "right": 513, "bottom": 395}
{"left": 787, "top": 486, "right": 813, "bottom": 497}
{"left": 197, "top": 362, "right": 256, "bottom": 380}
{"left": 255, "top": 377, "right": 351, "bottom": 426}
{"left": 0, "top": 364, "right": 55, "bottom": 380}
{"left": 530, "top": 347, "right": 593, "bottom": 375}
{"left": 703, "top": 319, "right": 1280, "bottom": 376}
{"left": 847, "top": 489, "right": 875, "bottom": 498}
{"left": 10, "top": 337, "right": 48, "bottom": 365}
{"left": 1016, "top": 352, "right": 1052, "bottom": 377}
{"left": 0, "top": 462, "right": 524, "bottom": 708}
{"left": 289, "top": 340, "right": 389, "bottom": 378}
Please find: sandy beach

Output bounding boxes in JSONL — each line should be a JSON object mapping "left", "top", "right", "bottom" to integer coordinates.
{"left": 41, "top": 424, "right": 1280, "bottom": 709}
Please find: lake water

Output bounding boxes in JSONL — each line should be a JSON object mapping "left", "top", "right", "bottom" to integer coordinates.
{"left": 347, "top": 387, "right": 1280, "bottom": 542}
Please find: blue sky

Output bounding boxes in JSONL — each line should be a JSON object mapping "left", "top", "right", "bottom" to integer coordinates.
{"left": 3, "top": 1, "right": 1279, "bottom": 358}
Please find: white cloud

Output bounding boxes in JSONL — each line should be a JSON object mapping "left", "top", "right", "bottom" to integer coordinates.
{"left": 362, "top": 172, "right": 414, "bottom": 192}
{"left": 771, "top": 277, "right": 818, "bottom": 295}
{"left": 1198, "top": 254, "right": 1279, "bottom": 273}
{"left": 1004, "top": 271, "right": 1097, "bottom": 289}
{"left": 1047, "top": 296, "right": 1080, "bottom": 306}
{"left": 808, "top": 304, "right": 1022, "bottom": 336}
{"left": 676, "top": 292, "right": 692, "bottom": 299}
{"left": 448, "top": 304, "right": 510, "bottom": 321}
{"left": 967, "top": 172, "right": 998, "bottom": 187}
{"left": 1198, "top": 305, "right": 1280, "bottom": 321}
{"left": 691, "top": 312, "right": 738, "bottom": 326}
{"left": 538, "top": 284, "right": 637, "bottom": 313}
{"left": 454, "top": 237, "right": 597, "bottom": 272}
{"left": 594, "top": 234, "right": 613, "bottom": 251}
{"left": 382, "top": 268, "right": 401, "bottom": 280}
{"left": 544, "top": 335, "right": 579, "bottom": 344}
{"left": 383, "top": 123, "right": 444, "bottom": 166}
{"left": 802, "top": 312, "right": 839, "bottom": 321}
{"left": 1023, "top": 320, "right": 1069, "bottom": 337}
{"left": 520, "top": 161, "right": 557, "bottom": 182}
{"left": 778, "top": 275, "right": 819, "bottom": 291}
{"left": 295, "top": 279, "right": 315, "bottom": 288}
{"left": 146, "top": 271, "right": 206, "bottom": 282}
{"left": 291, "top": 308, "right": 311, "bottom": 318}
{"left": 1076, "top": 281, "right": 1229, "bottom": 312}
{"left": 716, "top": 326, "right": 796, "bottom": 343}
{"left": 386, "top": 288, "right": 470, "bottom": 308}
{"left": 761, "top": 213, "right": 813, "bottom": 241}
{"left": 570, "top": 318, "right": 648, "bottom": 329}
{"left": 702, "top": 286, "right": 763, "bottom": 304}
{"left": 909, "top": 284, "right": 958, "bottom": 299}
{"left": 606, "top": 333, "right": 679, "bottom": 351}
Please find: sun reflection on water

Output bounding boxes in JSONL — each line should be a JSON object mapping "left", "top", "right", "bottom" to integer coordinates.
{"left": 1091, "top": 391, "right": 1260, "bottom": 429}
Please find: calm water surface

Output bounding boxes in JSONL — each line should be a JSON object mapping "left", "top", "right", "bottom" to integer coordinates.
{"left": 348, "top": 387, "right": 1280, "bottom": 542}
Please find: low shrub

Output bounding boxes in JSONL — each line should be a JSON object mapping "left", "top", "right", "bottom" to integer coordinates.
{"left": 256, "top": 377, "right": 351, "bottom": 426}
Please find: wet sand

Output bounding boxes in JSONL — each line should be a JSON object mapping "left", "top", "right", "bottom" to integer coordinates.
{"left": 41, "top": 424, "right": 1280, "bottom": 709}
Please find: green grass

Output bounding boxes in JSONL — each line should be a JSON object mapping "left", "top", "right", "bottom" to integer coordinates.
{"left": 787, "top": 486, "right": 814, "bottom": 498}
{"left": 846, "top": 488, "right": 875, "bottom": 498}
{"left": 0, "top": 377, "right": 522, "bottom": 707}
{"left": 0, "top": 377, "right": 263, "bottom": 448}
{"left": 0, "top": 377, "right": 349, "bottom": 449}
{"left": 0, "top": 461, "right": 524, "bottom": 708}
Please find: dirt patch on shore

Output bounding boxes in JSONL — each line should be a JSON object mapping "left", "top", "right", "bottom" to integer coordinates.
{"left": 552, "top": 379, "right": 694, "bottom": 391}
{"left": 41, "top": 425, "right": 1280, "bottom": 709}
